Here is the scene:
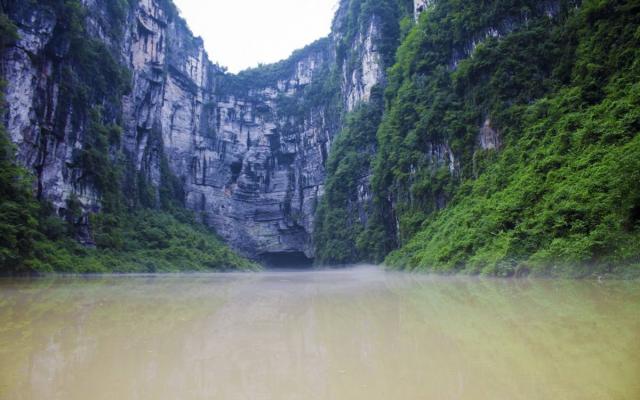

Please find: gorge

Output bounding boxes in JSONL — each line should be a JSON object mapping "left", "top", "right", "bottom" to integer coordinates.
{"left": 1, "top": 0, "right": 639, "bottom": 276}
{"left": 1, "top": 0, "right": 405, "bottom": 267}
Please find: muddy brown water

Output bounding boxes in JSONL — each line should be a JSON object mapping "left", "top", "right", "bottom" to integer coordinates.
{"left": 1, "top": 266, "right": 639, "bottom": 400}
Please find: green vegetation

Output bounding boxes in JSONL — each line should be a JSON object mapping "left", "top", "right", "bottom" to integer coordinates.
{"left": 316, "top": 0, "right": 639, "bottom": 277}
{"left": 0, "top": 124, "right": 42, "bottom": 274}
{"left": 31, "top": 210, "right": 258, "bottom": 273}
{"left": 0, "top": 114, "right": 256, "bottom": 275}
{"left": 217, "top": 39, "right": 334, "bottom": 95}
{"left": 374, "top": 0, "right": 640, "bottom": 277}
{"left": 0, "top": 114, "right": 257, "bottom": 274}
{"left": 0, "top": 4, "right": 256, "bottom": 274}
{"left": 0, "top": 12, "right": 42, "bottom": 274}
{"left": 314, "top": 0, "right": 413, "bottom": 265}
{"left": 334, "top": 0, "right": 413, "bottom": 72}
{"left": 385, "top": 66, "right": 640, "bottom": 277}
{"left": 0, "top": 118, "right": 256, "bottom": 274}
{"left": 3, "top": 0, "right": 639, "bottom": 276}
{"left": 315, "top": 91, "right": 386, "bottom": 264}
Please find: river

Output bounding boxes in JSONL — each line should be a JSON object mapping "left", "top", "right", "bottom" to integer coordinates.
{"left": 0, "top": 266, "right": 638, "bottom": 400}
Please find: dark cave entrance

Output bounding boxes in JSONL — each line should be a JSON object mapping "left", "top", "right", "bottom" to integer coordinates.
{"left": 260, "top": 252, "right": 314, "bottom": 269}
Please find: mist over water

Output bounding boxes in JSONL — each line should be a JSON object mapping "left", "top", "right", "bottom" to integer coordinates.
{"left": 0, "top": 266, "right": 639, "bottom": 400}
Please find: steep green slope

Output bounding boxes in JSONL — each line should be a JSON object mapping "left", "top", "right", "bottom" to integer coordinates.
{"left": 314, "top": 92, "right": 387, "bottom": 264}
{"left": 314, "top": 0, "right": 413, "bottom": 265}
{"left": 376, "top": 0, "right": 640, "bottom": 276}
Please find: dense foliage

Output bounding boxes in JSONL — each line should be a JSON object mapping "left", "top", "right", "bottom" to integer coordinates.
{"left": 373, "top": 0, "right": 640, "bottom": 277}
{"left": 0, "top": 119, "right": 42, "bottom": 274}
{"left": 314, "top": 91, "right": 386, "bottom": 264}
{"left": 314, "top": 0, "right": 413, "bottom": 265}
{"left": 315, "top": 0, "right": 640, "bottom": 277}
{"left": 31, "top": 210, "right": 258, "bottom": 273}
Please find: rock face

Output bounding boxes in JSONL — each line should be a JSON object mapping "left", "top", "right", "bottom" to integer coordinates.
{"left": 1, "top": 0, "right": 386, "bottom": 261}
{"left": 414, "top": 0, "right": 433, "bottom": 20}
{"left": 478, "top": 119, "right": 502, "bottom": 151}
{"left": 340, "top": 18, "right": 385, "bottom": 112}
{"left": 2, "top": 5, "right": 97, "bottom": 212}
{"left": 184, "top": 44, "right": 337, "bottom": 260}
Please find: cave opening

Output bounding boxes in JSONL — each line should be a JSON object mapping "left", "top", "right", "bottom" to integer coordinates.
{"left": 260, "top": 252, "right": 314, "bottom": 269}
{"left": 230, "top": 161, "right": 242, "bottom": 183}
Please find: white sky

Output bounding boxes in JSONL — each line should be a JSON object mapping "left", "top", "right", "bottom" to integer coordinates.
{"left": 173, "top": 0, "right": 339, "bottom": 73}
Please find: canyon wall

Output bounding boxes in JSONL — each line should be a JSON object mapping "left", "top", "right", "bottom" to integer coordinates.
{"left": 1, "top": 0, "right": 388, "bottom": 261}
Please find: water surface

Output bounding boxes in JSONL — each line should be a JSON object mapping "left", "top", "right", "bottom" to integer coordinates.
{"left": 0, "top": 267, "right": 639, "bottom": 400}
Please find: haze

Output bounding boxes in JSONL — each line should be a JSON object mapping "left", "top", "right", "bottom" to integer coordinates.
{"left": 172, "top": 0, "right": 339, "bottom": 73}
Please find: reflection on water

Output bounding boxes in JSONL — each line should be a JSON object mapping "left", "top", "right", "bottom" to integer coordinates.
{"left": 0, "top": 267, "right": 639, "bottom": 400}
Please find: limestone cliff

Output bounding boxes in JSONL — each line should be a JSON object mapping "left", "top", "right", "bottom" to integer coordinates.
{"left": 1, "top": 0, "right": 390, "bottom": 262}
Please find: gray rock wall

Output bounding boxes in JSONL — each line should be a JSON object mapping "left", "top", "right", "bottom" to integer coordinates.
{"left": 1, "top": 0, "right": 386, "bottom": 261}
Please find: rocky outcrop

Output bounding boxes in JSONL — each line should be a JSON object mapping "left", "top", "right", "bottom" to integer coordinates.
{"left": 478, "top": 119, "right": 502, "bottom": 151}
{"left": 340, "top": 18, "right": 385, "bottom": 112}
{"left": 1, "top": 0, "right": 387, "bottom": 261}
{"left": 414, "top": 0, "right": 433, "bottom": 20}
{"left": 449, "top": 0, "right": 564, "bottom": 69}
{"left": 2, "top": 5, "right": 94, "bottom": 212}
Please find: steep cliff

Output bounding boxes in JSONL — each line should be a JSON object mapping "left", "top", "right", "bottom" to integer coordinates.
{"left": 373, "top": 0, "right": 573, "bottom": 250}
{"left": 314, "top": 0, "right": 413, "bottom": 264}
{"left": 4, "top": 0, "right": 636, "bottom": 275}
{"left": 0, "top": 0, "right": 397, "bottom": 266}
{"left": 374, "top": 0, "right": 640, "bottom": 277}
{"left": 315, "top": 0, "right": 640, "bottom": 277}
